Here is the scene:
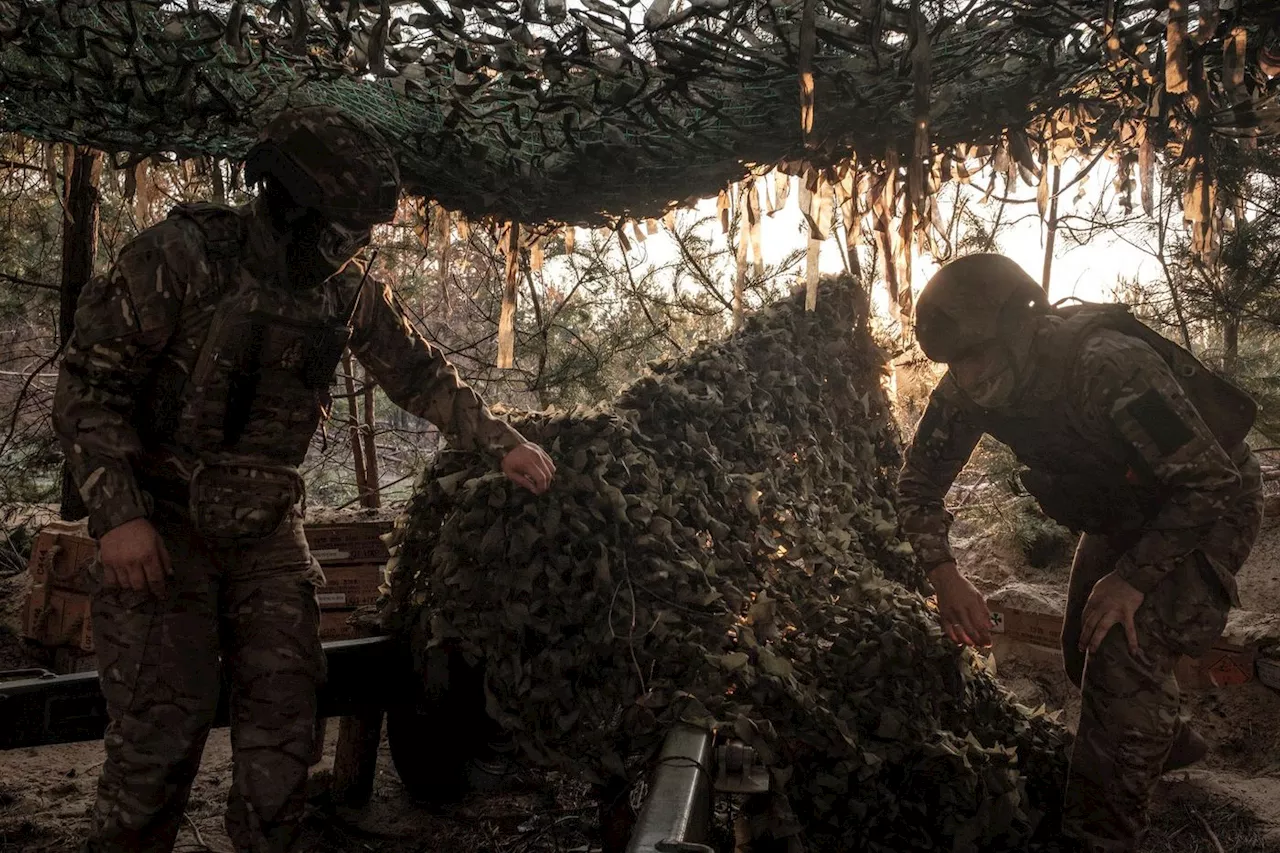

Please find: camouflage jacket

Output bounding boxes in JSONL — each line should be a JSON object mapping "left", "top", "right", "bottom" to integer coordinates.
{"left": 898, "top": 316, "right": 1259, "bottom": 602}
{"left": 54, "top": 201, "right": 525, "bottom": 538}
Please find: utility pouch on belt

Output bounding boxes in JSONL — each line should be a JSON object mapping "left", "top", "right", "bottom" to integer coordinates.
{"left": 188, "top": 462, "right": 304, "bottom": 543}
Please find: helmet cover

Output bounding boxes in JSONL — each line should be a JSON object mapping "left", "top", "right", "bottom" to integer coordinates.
{"left": 915, "top": 253, "right": 1048, "bottom": 363}
{"left": 245, "top": 105, "right": 401, "bottom": 227}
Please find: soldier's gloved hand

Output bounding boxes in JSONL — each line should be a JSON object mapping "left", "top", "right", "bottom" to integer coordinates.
{"left": 1080, "top": 571, "right": 1145, "bottom": 656}
{"left": 501, "top": 441, "right": 556, "bottom": 495}
{"left": 98, "top": 517, "right": 173, "bottom": 599}
{"left": 929, "top": 562, "right": 993, "bottom": 647}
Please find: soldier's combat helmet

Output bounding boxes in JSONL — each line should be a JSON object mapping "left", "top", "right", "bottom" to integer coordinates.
{"left": 914, "top": 253, "right": 1049, "bottom": 363}
{"left": 244, "top": 105, "right": 401, "bottom": 227}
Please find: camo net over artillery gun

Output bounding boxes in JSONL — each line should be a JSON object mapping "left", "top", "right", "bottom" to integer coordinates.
{"left": 382, "top": 280, "right": 1070, "bottom": 852}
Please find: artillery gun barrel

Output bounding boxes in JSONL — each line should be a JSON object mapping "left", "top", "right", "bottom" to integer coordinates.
{"left": 625, "top": 724, "right": 715, "bottom": 853}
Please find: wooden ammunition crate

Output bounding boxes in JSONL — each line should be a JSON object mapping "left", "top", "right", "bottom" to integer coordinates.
{"left": 318, "top": 609, "right": 360, "bottom": 641}
{"left": 315, "top": 563, "right": 386, "bottom": 610}
{"left": 304, "top": 521, "right": 393, "bottom": 565}
{"left": 1174, "top": 640, "right": 1257, "bottom": 689}
{"left": 23, "top": 585, "right": 94, "bottom": 653}
{"left": 23, "top": 517, "right": 391, "bottom": 574}
{"left": 20, "top": 516, "right": 390, "bottom": 652}
{"left": 990, "top": 603, "right": 1260, "bottom": 689}
{"left": 26, "top": 520, "right": 96, "bottom": 594}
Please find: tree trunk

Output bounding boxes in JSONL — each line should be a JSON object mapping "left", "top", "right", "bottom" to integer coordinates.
{"left": 1156, "top": 181, "right": 1195, "bottom": 351}
{"left": 360, "top": 365, "right": 381, "bottom": 509}
{"left": 1041, "top": 165, "right": 1061, "bottom": 295}
{"left": 341, "top": 351, "right": 370, "bottom": 505}
{"left": 847, "top": 245, "right": 870, "bottom": 331}
{"left": 59, "top": 146, "right": 103, "bottom": 522}
{"left": 1222, "top": 315, "right": 1239, "bottom": 375}
{"left": 210, "top": 156, "right": 226, "bottom": 204}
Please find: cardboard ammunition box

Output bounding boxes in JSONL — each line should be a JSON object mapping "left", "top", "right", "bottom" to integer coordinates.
{"left": 304, "top": 521, "right": 393, "bottom": 565}
{"left": 318, "top": 609, "right": 359, "bottom": 641}
{"left": 315, "top": 564, "right": 386, "bottom": 610}
{"left": 27, "top": 520, "right": 96, "bottom": 594}
{"left": 23, "top": 586, "right": 94, "bottom": 653}
{"left": 989, "top": 604, "right": 1068, "bottom": 673}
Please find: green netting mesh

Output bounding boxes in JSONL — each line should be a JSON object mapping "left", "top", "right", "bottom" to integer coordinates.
{"left": 1, "top": 1, "right": 1277, "bottom": 226}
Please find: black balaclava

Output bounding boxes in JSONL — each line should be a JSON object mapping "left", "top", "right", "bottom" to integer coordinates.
{"left": 260, "top": 175, "right": 370, "bottom": 287}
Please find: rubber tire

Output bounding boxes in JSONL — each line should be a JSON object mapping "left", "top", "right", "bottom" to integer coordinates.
{"left": 386, "top": 646, "right": 489, "bottom": 803}
{"left": 386, "top": 697, "right": 473, "bottom": 802}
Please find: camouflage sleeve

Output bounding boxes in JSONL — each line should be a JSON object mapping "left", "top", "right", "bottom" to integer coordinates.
{"left": 1078, "top": 331, "right": 1242, "bottom": 593}
{"left": 52, "top": 220, "right": 197, "bottom": 538}
{"left": 348, "top": 278, "right": 526, "bottom": 458}
{"left": 896, "top": 381, "right": 983, "bottom": 572}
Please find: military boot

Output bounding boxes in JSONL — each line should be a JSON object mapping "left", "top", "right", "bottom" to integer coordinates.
{"left": 1161, "top": 720, "right": 1208, "bottom": 773}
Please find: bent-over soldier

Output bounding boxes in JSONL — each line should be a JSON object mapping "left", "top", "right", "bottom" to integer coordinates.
{"left": 897, "top": 253, "right": 1261, "bottom": 853}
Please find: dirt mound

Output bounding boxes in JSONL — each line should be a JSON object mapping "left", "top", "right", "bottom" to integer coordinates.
{"left": 987, "top": 582, "right": 1067, "bottom": 616}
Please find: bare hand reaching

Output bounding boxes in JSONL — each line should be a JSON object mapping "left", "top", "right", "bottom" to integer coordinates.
{"left": 929, "top": 562, "right": 993, "bottom": 647}
{"left": 501, "top": 441, "right": 556, "bottom": 495}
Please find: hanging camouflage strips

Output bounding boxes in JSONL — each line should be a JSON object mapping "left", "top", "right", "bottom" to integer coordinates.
{"left": 1, "top": 0, "right": 1277, "bottom": 234}
{"left": 382, "top": 279, "right": 1070, "bottom": 852}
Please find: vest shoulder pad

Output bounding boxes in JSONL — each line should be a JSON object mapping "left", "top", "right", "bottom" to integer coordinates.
{"left": 1047, "top": 303, "right": 1154, "bottom": 379}
{"left": 1050, "top": 302, "right": 1257, "bottom": 449}
{"left": 165, "top": 202, "right": 245, "bottom": 262}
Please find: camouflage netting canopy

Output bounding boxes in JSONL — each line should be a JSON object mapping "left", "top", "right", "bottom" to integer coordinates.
{"left": 382, "top": 280, "right": 1070, "bottom": 852}
{"left": 1, "top": 1, "right": 1278, "bottom": 226}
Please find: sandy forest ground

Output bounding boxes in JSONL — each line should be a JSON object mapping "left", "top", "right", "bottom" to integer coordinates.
{"left": 2, "top": 505, "right": 1280, "bottom": 852}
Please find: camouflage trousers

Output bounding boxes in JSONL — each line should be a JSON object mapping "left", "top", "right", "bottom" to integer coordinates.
{"left": 1058, "top": 454, "right": 1262, "bottom": 852}
{"left": 87, "top": 506, "right": 326, "bottom": 853}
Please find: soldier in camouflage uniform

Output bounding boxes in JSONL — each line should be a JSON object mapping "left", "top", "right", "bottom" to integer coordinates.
{"left": 896, "top": 254, "right": 1262, "bottom": 853}
{"left": 53, "top": 105, "right": 556, "bottom": 853}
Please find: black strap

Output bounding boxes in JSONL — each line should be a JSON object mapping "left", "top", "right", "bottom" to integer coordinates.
{"left": 344, "top": 248, "right": 377, "bottom": 324}
{"left": 222, "top": 319, "right": 266, "bottom": 447}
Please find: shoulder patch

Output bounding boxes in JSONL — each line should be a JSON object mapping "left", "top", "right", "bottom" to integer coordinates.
{"left": 1123, "top": 387, "right": 1195, "bottom": 457}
